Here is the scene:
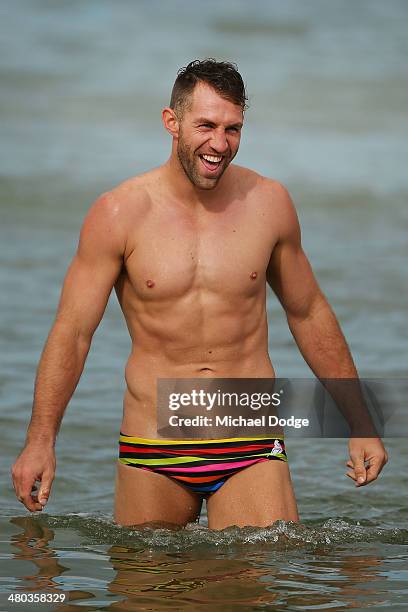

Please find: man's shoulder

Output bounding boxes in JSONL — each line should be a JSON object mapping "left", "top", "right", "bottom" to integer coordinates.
{"left": 232, "top": 165, "right": 295, "bottom": 210}
{"left": 89, "top": 169, "right": 158, "bottom": 221}
{"left": 80, "top": 171, "right": 158, "bottom": 256}
{"left": 105, "top": 170, "right": 157, "bottom": 210}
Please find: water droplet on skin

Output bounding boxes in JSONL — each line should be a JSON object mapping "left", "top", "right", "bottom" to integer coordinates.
{"left": 250, "top": 272, "right": 257, "bottom": 280}
{"left": 146, "top": 279, "right": 155, "bottom": 288}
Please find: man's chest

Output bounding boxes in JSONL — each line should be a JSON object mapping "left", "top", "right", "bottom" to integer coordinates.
{"left": 123, "top": 202, "right": 278, "bottom": 300}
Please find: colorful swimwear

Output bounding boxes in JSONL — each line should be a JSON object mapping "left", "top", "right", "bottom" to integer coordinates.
{"left": 119, "top": 433, "right": 287, "bottom": 495}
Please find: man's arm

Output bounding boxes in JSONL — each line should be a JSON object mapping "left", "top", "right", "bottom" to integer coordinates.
{"left": 11, "top": 192, "right": 126, "bottom": 511}
{"left": 266, "top": 182, "right": 388, "bottom": 486}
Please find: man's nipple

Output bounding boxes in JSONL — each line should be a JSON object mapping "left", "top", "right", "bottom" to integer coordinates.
{"left": 250, "top": 271, "right": 258, "bottom": 280}
{"left": 146, "top": 279, "right": 155, "bottom": 288}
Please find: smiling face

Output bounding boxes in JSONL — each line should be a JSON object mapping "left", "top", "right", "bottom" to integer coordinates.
{"left": 175, "top": 82, "right": 244, "bottom": 190}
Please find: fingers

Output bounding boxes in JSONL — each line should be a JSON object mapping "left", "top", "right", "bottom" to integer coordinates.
{"left": 18, "top": 474, "right": 54, "bottom": 511}
{"left": 346, "top": 463, "right": 377, "bottom": 486}
{"left": 16, "top": 478, "right": 44, "bottom": 512}
{"left": 12, "top": 467, "right": 53, "bottom": 512}
{"left": 345, "top": 458, "right": 367, "bottom": 486}
{"left": 345, "top": 453, "right": 388, "bottom": 487}
{"left": 11, "top": 447, "right": 56, "bottom": 513}
{"left": 364, "top": 456, "right": 387, "bottom": 485}
{"left": 38, "top": 470, "right": 54, "bottom": 507}
{"left": 349, "top": 452, "right": 367, "bottom": 486}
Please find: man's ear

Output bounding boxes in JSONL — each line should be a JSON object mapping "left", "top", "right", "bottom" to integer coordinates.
{"left": 162, "top": 107, "right": 180, "bottom": 137}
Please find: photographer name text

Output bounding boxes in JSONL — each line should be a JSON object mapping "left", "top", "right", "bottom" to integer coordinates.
{"left": 168, "top": 415, "right": 309, "bottom": 428}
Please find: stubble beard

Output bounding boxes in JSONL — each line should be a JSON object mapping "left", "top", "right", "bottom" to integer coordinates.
{"left": 176, "top": 132, "right": 231, "bottom": 191}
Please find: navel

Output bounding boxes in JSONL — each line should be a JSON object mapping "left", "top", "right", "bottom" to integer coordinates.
{"left": 146, "top": 279, "right": 155, "bottom": 288}
{"left": 250, "top": 271, "right": 258, "bottom": 280}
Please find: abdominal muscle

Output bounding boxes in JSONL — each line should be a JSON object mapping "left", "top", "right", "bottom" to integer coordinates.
{"left": 119, "top": 309, "right": 275, "bottom": 438}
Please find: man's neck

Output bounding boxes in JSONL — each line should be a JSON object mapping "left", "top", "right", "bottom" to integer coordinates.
{"left": 162, "top": 154, "right": 230, "bottom": 209}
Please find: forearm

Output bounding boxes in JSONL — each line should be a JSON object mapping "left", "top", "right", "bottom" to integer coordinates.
{"left": 288, "top": 295, "right": 379, "bottom": 434}
{"left": 26, "top": 322, "right": 91, "bottom": 447}
{"left": 287, "top": 294, "right": 358, "bottom": 378}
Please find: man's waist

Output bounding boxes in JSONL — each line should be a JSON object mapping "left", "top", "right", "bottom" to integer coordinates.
{"left": 125, "top": 349, "right": 273, "bottom": 376}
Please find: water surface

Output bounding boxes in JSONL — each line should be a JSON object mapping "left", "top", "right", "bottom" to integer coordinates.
{"left": 1, "top": 0, "right": 407, "bottom": 609}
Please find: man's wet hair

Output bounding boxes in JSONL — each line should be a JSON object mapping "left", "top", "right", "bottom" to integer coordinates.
{"left": 170, "top": 59, "right": 248, "bottom": 117}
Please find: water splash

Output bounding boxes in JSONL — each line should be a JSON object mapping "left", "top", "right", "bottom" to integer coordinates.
{"left": 14, "top": 513, "right": 407, "bottom": 552}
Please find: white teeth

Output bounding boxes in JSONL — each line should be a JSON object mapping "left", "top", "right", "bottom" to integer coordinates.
{"left": 202, "top": 154, "right": 222, "bottom": 163}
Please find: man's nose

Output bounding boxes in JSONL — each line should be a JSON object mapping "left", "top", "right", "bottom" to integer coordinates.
{"left": 210, "top": 129, "right": 229, "bottom": 153}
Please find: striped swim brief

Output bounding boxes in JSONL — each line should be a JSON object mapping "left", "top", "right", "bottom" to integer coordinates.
{"left": 118, "top": 433, "right": 287, "bottom": 495}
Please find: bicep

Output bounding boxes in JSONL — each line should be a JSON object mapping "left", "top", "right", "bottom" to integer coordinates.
{"left": 266, "top": 185, "right": 322, "bottom": 320}
{"left": 54, "top": 193, "right": 125, "bottom": 340}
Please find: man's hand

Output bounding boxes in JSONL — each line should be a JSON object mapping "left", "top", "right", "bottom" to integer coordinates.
{"left": 346, "top": 437, "right": 388, "bottom": 487}
{"left": 11, "top": 445, "right": 56, "bottom": 512}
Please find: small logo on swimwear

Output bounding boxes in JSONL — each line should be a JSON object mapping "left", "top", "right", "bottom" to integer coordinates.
{"left": 269, "top": 439, "right": 283, "bottom": 456}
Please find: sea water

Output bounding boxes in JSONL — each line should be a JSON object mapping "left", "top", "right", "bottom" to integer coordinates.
{"left": 1, "top": 1, "right": 407, "bottom": 609}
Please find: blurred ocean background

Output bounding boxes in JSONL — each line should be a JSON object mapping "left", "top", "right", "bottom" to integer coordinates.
{"left": 1, "top": 0, "right": 407, "bottom": 609}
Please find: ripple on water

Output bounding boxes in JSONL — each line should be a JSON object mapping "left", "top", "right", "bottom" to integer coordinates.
{"left": 11, "top": 513, "right": 407, "bottom": 552}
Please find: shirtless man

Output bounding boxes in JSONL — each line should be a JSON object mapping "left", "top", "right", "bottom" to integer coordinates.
{"left": 12, "top": 60, "right": 388, "bottom": 529}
